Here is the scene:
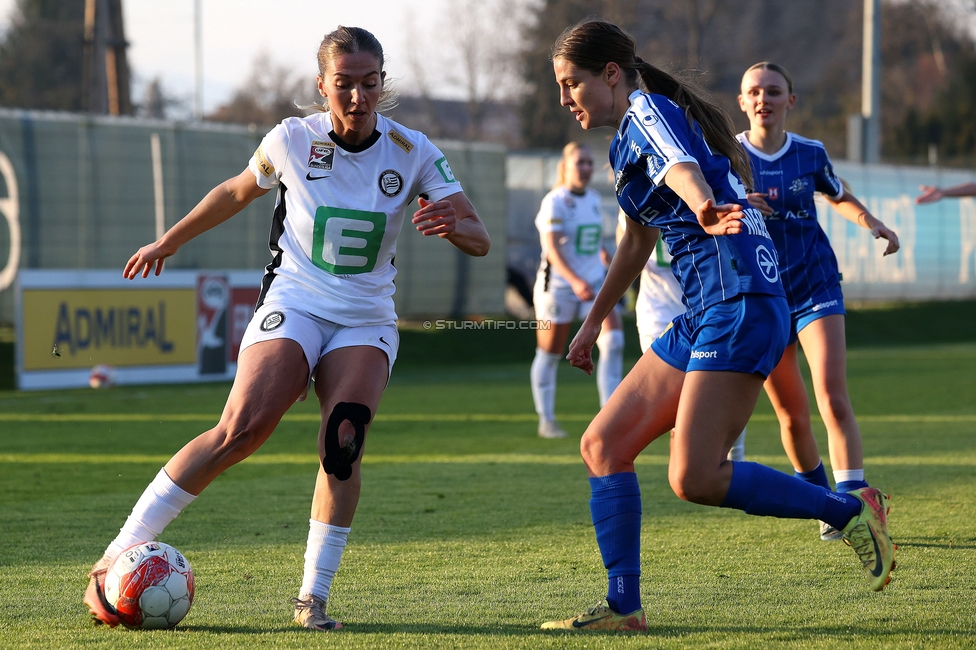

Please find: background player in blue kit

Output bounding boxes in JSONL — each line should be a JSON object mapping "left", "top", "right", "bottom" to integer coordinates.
{"left": 83, "top": 26, "right": 490, "bottom": 632}
{"left": 737, "top": 62, "right": 900, "bottom": 541}
{"left": 541, "top": 20, "right": 896, "bottom": 632}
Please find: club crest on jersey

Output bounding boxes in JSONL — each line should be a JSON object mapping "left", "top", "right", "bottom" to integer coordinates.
{"left": 789, "top": 177, "right": 808, "bottom": 194}
{"left": 378, "top": 169, "right": 403, "bottom": 197}
{"left": 260, "top": 311, "right": 285, "bottom": 332}
{"left": 767, "top": 186, "right": 779, "bottom": 200}
{"left": 308, "top": 141, "right": 335, "bottom": 170}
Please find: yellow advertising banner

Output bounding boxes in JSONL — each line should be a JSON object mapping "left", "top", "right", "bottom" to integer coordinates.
{"left": 22, "top": 288, "right": 196, "bottom": 370}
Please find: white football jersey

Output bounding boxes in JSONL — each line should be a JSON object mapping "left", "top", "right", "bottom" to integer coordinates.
{"left": 617, "top": 211, "right": 684, "bottom": 336}
{"left": 534, "top": 187, "right": 607, "bottom": 290}
{"left": 248, "top": 112, "right": 462, "bottom": 326}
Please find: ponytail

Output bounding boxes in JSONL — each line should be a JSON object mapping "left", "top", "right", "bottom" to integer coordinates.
{"left": 633, "top": 61, "right": 753, "bottom": 191}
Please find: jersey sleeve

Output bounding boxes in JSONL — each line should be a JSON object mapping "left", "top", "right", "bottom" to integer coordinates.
{"left": 630, "top": 98, "right": 699, "bottom": 187}
{"left": 813, "top": 148, "right": 844, "bottom": 200}
{"left": 414, "top": 140, "right": 464, "bottom": 202}
{"left": 248, "top": 122, "right": 290, "bottom": 190}
{"left": 535, "top": 192, "right": 565, "bottom": 234}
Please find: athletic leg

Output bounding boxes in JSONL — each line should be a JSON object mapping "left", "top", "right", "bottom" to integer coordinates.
{"left": 532, "top": 322, "right": 571, "bottom": 438}
{"left": 86, "top": 339, "right": 308, "bottom": 625}
{"left": 798, "top": 315, "right": 867, "bottom": 491}
{"left": 295, "top": 345, "right": 388, "bottom": 630}
{"left": 763, "top": 343, "right": 824, "bottom": 474}
{"left": 595, "top": 308, "right": 624, "bottom": 407}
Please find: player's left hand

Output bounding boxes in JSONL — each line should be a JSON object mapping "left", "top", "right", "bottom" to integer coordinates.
{"left": 872, "top": 223, "right": 900, "bottom": 256}
{"left": 567, "top": 319, "right": 601, "bottom": 375}
{"left": 413, "top": 197, "right": 457, "bottom": 238}
{"left": 696, "top": 199, "right": 745, "bottom": 236}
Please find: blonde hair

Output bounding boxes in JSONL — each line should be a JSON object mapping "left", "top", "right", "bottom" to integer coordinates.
{"left": 553, "top": 19, "right": 753, "bottom": 191}
{"left": 305, "top": 26, "right": 398, "bottom": 114}
{"left": 554, "top": 141, "right": 592, "bottom": 189}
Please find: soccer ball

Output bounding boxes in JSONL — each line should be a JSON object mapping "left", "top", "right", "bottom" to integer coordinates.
{"left": 89, "top": 364, "right": 116, "bottom": 389}
{"left": 103, "top": 541, "right": 195, "bottom": 629}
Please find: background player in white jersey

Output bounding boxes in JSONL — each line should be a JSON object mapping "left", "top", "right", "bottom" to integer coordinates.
{"left": 616, "top": 209, "right": 745, "bottom": 461}
{"left": 531, "top": 142, "right": 623, "bottom": 439}
{"left": 83, "top": 26, "right": 490, "bottom": 632}
{"left": 738, "top": 62, "right": 899, "bottom": 541}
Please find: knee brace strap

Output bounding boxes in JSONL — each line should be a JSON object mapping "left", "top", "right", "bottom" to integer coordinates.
{"left": 322, "top": 402, "right": 371, "bottom": 481}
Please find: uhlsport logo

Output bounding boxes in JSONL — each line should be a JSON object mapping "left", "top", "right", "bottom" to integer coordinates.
{"left": 690, "top": 349, "right": 718, "bottom": 359}
{"left": 260, "top": 311, "right": 285, "bottom": 332}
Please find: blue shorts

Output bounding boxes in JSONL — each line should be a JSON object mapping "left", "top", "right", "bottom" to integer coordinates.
{"left": 651, "top": 294, "right": 789, "bottom": 377}
{"left": 790, "top": 285, "right": 846, "bottom": 345}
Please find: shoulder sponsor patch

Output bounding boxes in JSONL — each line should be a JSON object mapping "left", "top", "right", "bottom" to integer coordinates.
{"left": 434, "top": 156, "right": 457, "bottom": 183}
{"left": 254, "top": 146, "right": 275, "bottom": 178}
{"left": 388, "top": 129, "right": 414, "bottom": 153}
{"left": 308, "top": 140, "right": 335, "bottom": 170}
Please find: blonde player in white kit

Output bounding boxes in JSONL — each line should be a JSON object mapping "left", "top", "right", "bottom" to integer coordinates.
{"left": 83, "top": 26, "right": 490, "bottom": 632}
{"left": 532, "top": 142, "right": 624, "bottom": 439}
{"left": 617, "top": 210, "right": 745, "bottom": 461}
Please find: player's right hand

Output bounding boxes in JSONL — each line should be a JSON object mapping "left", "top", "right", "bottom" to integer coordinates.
{"left": 567, "top": 319, "right": 601, "bottom": 375}
{"left": 696, "top": 199, "right": 745, "bottom": 236}
{"left": 570, "top": 278, "right": 594, "bottom": 302}
{"left": 124, "top": 241, "right": 175, "bottom": 279}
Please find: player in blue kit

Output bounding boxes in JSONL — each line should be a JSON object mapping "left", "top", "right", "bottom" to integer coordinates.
{"left": 541, "top": 20, "right": 895, "bottom": 632}
{"left": 737, "top": 62, "right": 900, "bottom": 542}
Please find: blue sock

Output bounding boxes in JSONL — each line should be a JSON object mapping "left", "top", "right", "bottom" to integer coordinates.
{"left": 836, "top": 479, "right": 869, "bottom": 493}
{"left": 795, "top": 461, "right": 831, "bottom": 490}
{"left": 589, "top": 473, "right": 642, "bottom": 615}
{"left": 721, "top": 461, "right": 861, "bottom": 529}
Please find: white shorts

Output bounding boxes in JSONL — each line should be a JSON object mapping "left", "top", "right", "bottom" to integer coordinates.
{"left": 240, "top": 303, "right": 399, "bottom": 397}
{"left": 533, "top": 284, "right": 601, "bottom": 325}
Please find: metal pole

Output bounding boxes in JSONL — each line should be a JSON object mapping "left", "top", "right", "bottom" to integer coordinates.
{"left": 151, "top": 133, "right": 166, "bottom": 240}
{"left": 862, "top": 0, "right": 882, "bottom": 164}
{"left": 194, "top": 0, "right": 203, "bottom": 120}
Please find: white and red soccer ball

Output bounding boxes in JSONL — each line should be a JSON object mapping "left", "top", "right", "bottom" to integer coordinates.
{"left": 88, "top": 364, "right": 116, "bottom": 389}
{"left": 104, "top": 541, "right": 194, "bottom": 629}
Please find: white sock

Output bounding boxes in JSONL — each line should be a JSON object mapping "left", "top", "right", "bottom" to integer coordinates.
{"left": 299, "top": 519, "right": 350, "bottom": 601}
{"left": 727, "top": 429, "right": 747, "bottom": 462}
{"left": 105, "top": 468, "right": 197, "bottom": 560}
{"left": 833, "top": 469, "right": 865, "bottom": 484}
{"left": 530, "top": 348, "right": 561, "bottom": 423}
{"left": 595, "top": 329, "right": 624, "bottom": 407}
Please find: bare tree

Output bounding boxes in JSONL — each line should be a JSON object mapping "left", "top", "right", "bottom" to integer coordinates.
{"left": 208, "top": 52, "right": 318, "bottom": 127}
{"left": 403, "top": 0, "right": 530, "bottom": 141}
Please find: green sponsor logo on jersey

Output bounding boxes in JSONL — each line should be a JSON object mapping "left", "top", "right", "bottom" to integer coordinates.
{"left": 434, "top": 157, "right": 457, "bottom": 183}
{"left": 575, "top": 224, "right": 602, "bottom": 255}
{"left": 312, "top": 207, "right": 386, "bottom": 275}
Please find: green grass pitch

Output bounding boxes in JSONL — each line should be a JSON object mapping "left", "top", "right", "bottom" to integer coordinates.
{"left": 0, "top": 343, "right": 974, "bottom": 648}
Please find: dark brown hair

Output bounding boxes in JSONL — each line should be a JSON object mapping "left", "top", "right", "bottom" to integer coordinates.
{"left": 552, "top": 19, "right": 753, "bottom": 190}
{"left": 742, "top": 61, "right": 794, "bottom": 94}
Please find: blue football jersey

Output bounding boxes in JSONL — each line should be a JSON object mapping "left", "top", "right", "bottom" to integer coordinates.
{"left": 612, "top": 91, "right": 784, "bottom": 315}
{"left": 737, "top": 132, "right": 845, "bottom": 313}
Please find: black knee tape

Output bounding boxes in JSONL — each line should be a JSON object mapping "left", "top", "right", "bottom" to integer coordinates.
{"left": 322, "top": 402, "right": 371, "bottom": 481}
